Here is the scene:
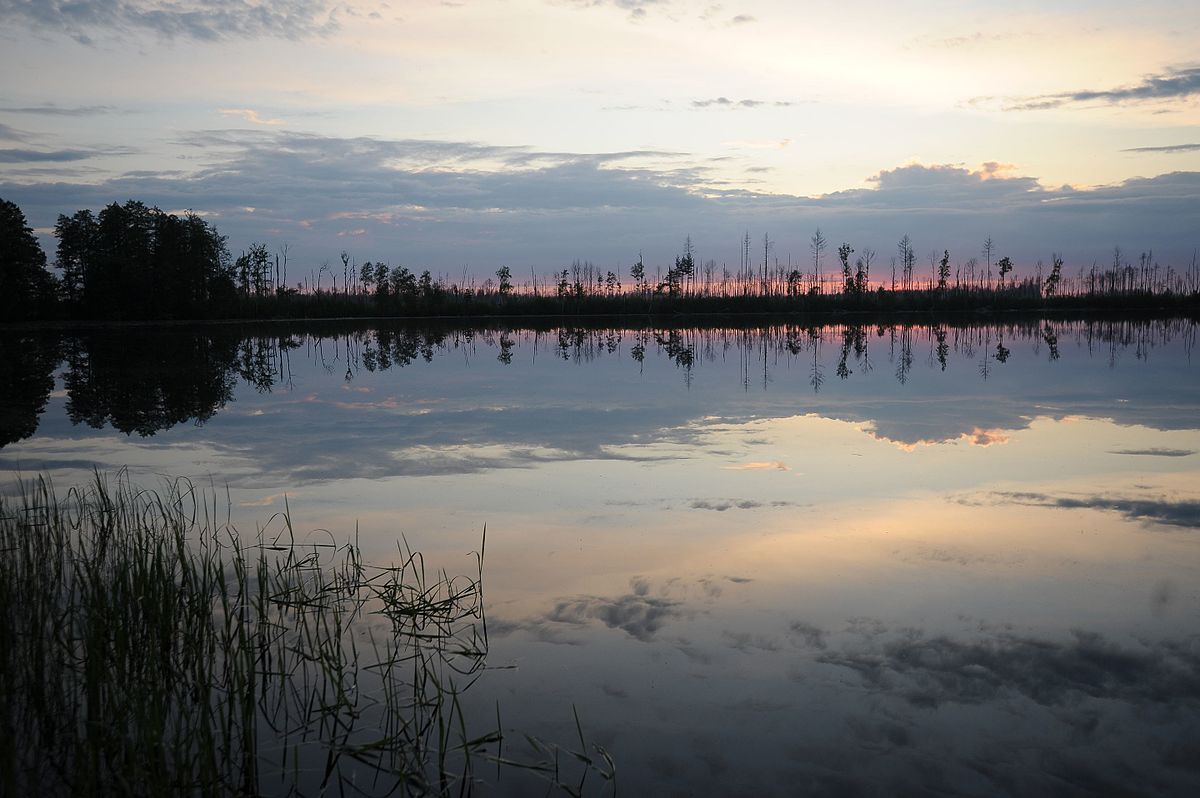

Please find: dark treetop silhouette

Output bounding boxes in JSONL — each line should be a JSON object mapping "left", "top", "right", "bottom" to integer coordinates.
{"left": 4, "top": 197, "right": 1198, "bottom": 321}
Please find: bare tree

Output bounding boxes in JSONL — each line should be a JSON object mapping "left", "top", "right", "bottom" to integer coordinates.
{"left": 982, "top": 236, "right": 994, "bottom": 289}
{"left": 762, "top": 233, "right": 772, "bottom": 296}
{"left": 278, "top": 242, "right": 290, "bottom": 292}
{"left": 810, "top": 228, "right": 827, "bottom": 293}
{"left": 741, "top": 230, "right": 751, "bottom": 293}
{"left": 897, "top": 234, "right": 914, "bottom": 290}
{"left": 856, "top": 247, "right": 874, "bottom": 295}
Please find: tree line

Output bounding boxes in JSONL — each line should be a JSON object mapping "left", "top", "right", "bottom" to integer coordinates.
{"left": 3, "top": 197, "right": 1198, "bottom": 322}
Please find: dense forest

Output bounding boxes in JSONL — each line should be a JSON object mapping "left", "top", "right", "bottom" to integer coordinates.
{"left": 2, "top": 198, "right": 234, "bottom": 320}
{"left": 2, "top": 197, "right": 1198, "bottom": 322}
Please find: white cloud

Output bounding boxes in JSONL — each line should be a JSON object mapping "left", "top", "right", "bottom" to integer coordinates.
{"left": 0, "top": 0, "right": 337, "bottom": 44}
{"left": 218, "top": 108, "right": 285, "bottom": 126}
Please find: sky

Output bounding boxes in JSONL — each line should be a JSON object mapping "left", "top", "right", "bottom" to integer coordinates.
{"left": 1, "top": 0, "right": 1199, "bottom": 280}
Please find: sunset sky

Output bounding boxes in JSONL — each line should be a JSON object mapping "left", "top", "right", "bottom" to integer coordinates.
{"left": 2, "top": 0, "right": 1198, "bottom": 277}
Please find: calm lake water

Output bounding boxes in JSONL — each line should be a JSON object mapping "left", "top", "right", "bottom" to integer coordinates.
{"left": 3, "top": 316, "right": 1199, "bottom": 796}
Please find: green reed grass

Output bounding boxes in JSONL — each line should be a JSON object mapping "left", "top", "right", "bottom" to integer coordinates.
{"left": 0, "top": 471, "right": 613, "bottom": 797}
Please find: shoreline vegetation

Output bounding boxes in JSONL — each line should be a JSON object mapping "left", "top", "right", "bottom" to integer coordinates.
{"left": 3, "top": 198, "right": 1198, "bottom": 323}
{"left": 0, "top": 471, "right": 614, "bottom": 796}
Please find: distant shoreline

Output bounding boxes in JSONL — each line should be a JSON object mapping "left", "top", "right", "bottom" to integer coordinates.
{"left": 4, "top": 304, "right": 1197, "bottom": 333}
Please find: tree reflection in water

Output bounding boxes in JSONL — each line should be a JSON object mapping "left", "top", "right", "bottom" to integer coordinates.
{"left": 0, "top": 316, "right": 1194, "bottom": 445}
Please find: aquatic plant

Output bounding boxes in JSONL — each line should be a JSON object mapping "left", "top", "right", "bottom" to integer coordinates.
{"left": 0, "top": 471, "right": 613, "bottom": 796}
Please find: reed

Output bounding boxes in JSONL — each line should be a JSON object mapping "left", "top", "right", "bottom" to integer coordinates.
{"left": 0, "top": 471, "right": 613, "bottom": 796}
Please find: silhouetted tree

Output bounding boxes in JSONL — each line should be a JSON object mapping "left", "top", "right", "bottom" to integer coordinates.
{"left": 838, "top": 243, "right": 854, "bottom": 293}
{"left": 787, "top": 268, "right": 803, "bottom": 296}
{"left": 937, "top": 250, "right": 951, "bottom": 291}
{"left": 391, "top": 265, "right": 417, "bottom": 300}
{"left": 496, "top": 265, "right": 513, "bottom": 296}
{"left": 53, "top": 200, "right": 232, "bottom": 318}
{"left": 1045, "top": 253, "right": 1064, "bottom": 296}
{"left": 373, "top": 262, "right": 389, "bottom": 299}
{"left": 630, "top": 254, "right": 646, "bottom": 295}
{"left": 677, "top": 238, "right": 695, "bottom": 295}
{"left": 663, "top": 256, "right": 686, "bottom": 297}
{"left": 0, "top": 199, "right": 58, "bottom": 320}
{"left": 997, "top": 255, "right": 1013, "bottom": 287}
{"left": 54, "top": 209, "right": 96, "bottom": 305}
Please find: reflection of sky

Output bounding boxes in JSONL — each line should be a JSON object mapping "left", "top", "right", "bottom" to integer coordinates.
{"left": 5, "top": 322, "right": 1197, "bottom": 488}
{"left": 3, "top": 320, "right": 1199, "bottom": 794}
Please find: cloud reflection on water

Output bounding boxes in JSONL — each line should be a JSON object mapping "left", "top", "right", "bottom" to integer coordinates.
{"left": 974, "top": 491, "right": 1200, "bottom": 529}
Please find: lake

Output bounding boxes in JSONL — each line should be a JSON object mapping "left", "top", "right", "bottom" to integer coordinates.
{"left": 2, "top": 315, "right": 1198, "bottom": 796}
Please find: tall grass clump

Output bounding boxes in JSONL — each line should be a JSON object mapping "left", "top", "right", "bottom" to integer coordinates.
{"left": 0, "top": 471, "right": 613, "bottom": 797}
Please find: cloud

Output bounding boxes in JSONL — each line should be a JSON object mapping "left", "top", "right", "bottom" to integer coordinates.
{"left": 0, "top": 148, "right": 103, "bottom": 162}
{"left": 691, "top": 97, "right": 793, "bottom": 109}
{"left": 962, "top": 427, "right": 1009, "bottom": 447}
{"left": 0, "top": 0, "right": 337, "bottom": 44}
{"left": 2, "top": 129, "right": 715, "bottom": 259}
{"left": 881, "top": 425, "right": 1011, "bottom": 452}
{"left": 818, "top": 628, "right": 1200, "bottom": 709}
{"left": 721, "top": 461, "right": 788, "bottom": 471}
{"left": 906, "top": 30, "right": 1028, "bottom": 51}
{"left": 728, "top": 14, "right": 754, "bottom": 25}
{"left": 984, "top": 491, "right": 1200, "bottom": 529}
{"left": 688, "top": 499, "right": 795, "bottom": 511}
{"left": 218, "top": 108, "right": 285, "bottom": 126}
{"left": 787, "top": 621, "right": 828, "bottom": 650}
{"left": 721, "top": 138, "right": 792, "bottom": 151}
{"left": 723, "top": 630, "right": 780, "bottom": 652}
{"left": 832, "top": 162, "right": 1043, "bottom": 208}
{"left": 3, "top": 129, "right": 1199, "bottom": 273}
{"left": 544, "top": 591, "right": 684, "bottom": 642}
{"left": 990, "top": 66, "right": 1200, "bottom": 111}
{"left": 1107, "top": 447, "right": 1195, "bottom": 457}
{"left": 690, "top": 499, "right": 760, "bottom": 511}
{"left": 561, "top": 0, "right": 667, "bottom": 21}
{"left": 0, "top": 122, "right": 29, "bottom": 142}
{"left": 485, "top": 575, "right": 735, "bottom": 644}
{"left": 0, "top": 103, "right": 122, "bottom": 116}
{"left": 1123, "top": 143, "right": 1200, "bottom": 154}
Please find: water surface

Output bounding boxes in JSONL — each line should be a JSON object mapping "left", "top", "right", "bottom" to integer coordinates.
{"left": 3, "top": 317, "right": 1198, "bottom": 795}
